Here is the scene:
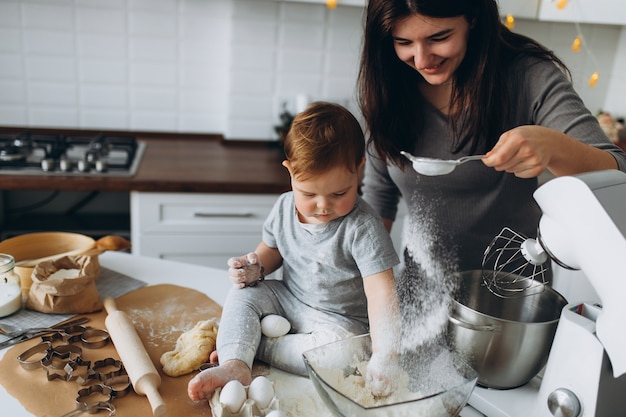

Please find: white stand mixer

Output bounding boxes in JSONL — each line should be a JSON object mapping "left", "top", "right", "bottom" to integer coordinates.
{"left": 470, "top": 170, "right": 626, "bottom": 417}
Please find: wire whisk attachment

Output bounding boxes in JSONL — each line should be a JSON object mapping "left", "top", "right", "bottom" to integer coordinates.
{"left": 482, "top": 227, "right": 550, "bottom": 298}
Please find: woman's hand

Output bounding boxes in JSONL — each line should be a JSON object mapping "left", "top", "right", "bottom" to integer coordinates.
{"left": 483, "top": 125, "right": 554, "bottom": 178}
{"left": 483, "top": 125, "right": 619, "bottom": 178}
{"left": 227, "top": 252, "right": 264, "bottom": 288}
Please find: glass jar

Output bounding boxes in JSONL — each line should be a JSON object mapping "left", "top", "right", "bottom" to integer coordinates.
{"left": 0, "top": 253, "right": 22, "bottom": 317}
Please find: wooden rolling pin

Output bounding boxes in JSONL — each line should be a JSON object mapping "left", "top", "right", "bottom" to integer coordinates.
{"left": 104, "top": 297, "right": 167, "bottom": 417}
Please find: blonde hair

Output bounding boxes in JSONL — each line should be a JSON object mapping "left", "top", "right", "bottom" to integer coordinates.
{"left": 284, "top": 101, "right": 365, "bottom": 181}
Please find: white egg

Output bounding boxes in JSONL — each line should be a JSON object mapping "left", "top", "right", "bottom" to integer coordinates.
{"left": 265, "top": 410, "right": 288, "bottom": 417}
{"left": 260, "top": 315, "right": 291, "bottom": 337}
{"left": 219, "top": 380, "right": 247, "bottom": 413}
{"left": 248, "top": 376, "right": 275, "bottom": 409}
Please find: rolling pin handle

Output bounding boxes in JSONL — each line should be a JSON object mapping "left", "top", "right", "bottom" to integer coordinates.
{"left": 103, "top": 296, "right": 117, "bottom": 314}
{"left": 144, "top": 384, "right": 167, "bottom": 417}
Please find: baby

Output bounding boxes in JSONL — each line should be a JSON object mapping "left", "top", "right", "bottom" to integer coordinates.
{"left": 188, "top": 101, "right": 400, "bottom": 401}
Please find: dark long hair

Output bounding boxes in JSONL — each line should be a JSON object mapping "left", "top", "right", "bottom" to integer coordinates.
{"left": 358, "top": 0, "right": 569, "bottom": 166}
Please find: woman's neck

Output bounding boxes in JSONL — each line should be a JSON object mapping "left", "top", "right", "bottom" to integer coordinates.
{"left": 419, "top": 82, "right": 454, "bottom": 115}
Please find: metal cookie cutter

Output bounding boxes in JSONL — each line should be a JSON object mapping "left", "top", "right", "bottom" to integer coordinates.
{"left": 41, "top": 331, "right": 69, "bottom": 347}
{"left": 102, "top": 375, "right": 132, "bottom": 399}
{"left": 16, "top": 341, "right": 52, "bottom": 370}
{"left": 64, "top": 357, "right": 93, "bottom": 383}
{"left": 42, "top": 344, "right": 83, "bottom": 369}
{"left": 80, "top": 328, "right": 110, "bottom": 349}
{"left": 60, "top": 401, "right": 116, "bottom": 417}
{"left": 76, "top": 384, "right": 113, "bottom": 405}
{"left": 42, "top": 345, "right": 83, "bottom": 381}
{"left": 92, "top": 358, "right": 126, "bottom": 381}
{"left": 62, "top": 325, "right": 91, "bottom": 345}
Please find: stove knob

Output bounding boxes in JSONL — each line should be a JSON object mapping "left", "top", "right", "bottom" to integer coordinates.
{"left": 59, "top": 159, "right": 73, "bottom": 172}
{"left": 85, "top": 150, "right": 98, "bottom": 162}
{"left": 547, "top": 388, "right": 581, "bottom": 417}
{"left": 77, "top": 160, "right": 90, "bottom": 172}
{"left": 41, "top": 159, "right": 55, "bottom": 172}
{"left": 95, "top": 160, "right": 108, "bottom": 173}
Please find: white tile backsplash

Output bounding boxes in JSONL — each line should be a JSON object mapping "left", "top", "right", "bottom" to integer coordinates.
{"left": 0, "top": 29, "right": 22, "bottom": 53}
{"left": 26, "top": 57, "right": 76, "bottom": 81}
{"left": 22, "top": 4, "right": 73, "bottom": 29}
{"left": 0, "top": 56, "right": 23, "bottom": 78}
{"left": 76, "top": 8, "right": 126, "bottom": 34}
{"left": 0, "top": 0, "right": 625, "bottom": 139}
{"left": 77, "top": 35, "right": 127, "bottom": 59}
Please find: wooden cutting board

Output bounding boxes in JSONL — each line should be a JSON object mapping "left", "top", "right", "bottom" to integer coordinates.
{"left": 0, "top": 284, "right": 222, "bottom": 417}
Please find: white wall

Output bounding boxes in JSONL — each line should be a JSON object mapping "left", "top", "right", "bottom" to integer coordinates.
{"left": 0, "top": 0, "right": 624, "bottom": 140}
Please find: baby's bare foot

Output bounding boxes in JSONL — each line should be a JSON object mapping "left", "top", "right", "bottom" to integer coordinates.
{"left": 187, "top": 359, "right": 252, "bottom": 401}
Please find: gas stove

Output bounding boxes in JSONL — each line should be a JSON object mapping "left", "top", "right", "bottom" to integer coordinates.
{"left": 0, "top": 131, "right": 146, "bottom": 177}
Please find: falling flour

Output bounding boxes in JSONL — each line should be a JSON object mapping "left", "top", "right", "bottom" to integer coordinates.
{"left": 395, "top": 192, "right": 458, "bottom": 354}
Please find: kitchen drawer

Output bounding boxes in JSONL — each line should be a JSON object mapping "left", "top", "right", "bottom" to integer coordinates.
{"left": 131, "top": 192, "right": 279, "bottom": 234}
{"left": 137, "top": 234, "right": 262, "bottom": 270}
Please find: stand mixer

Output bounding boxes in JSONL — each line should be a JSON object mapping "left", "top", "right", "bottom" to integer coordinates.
{"left": 471, "top": 170, "right": 626, "bottom": 417}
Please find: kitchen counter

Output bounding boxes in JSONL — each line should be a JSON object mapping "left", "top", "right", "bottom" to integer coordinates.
{"left": 0, "top": 251, "right": 233, "bottom": 417}
{"left": 0, "top": 252, "right": 484, "bottom": 417}
{"left": 0, "top": 127, "right": 291, "bottom": 194}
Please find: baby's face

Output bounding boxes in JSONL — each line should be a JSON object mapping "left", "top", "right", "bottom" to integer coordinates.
{"left": 290, "top": 165, "right": 360, "bottom": 224}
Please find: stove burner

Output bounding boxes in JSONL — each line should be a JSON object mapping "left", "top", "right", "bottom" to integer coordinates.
{"left": 0, "top": 132, "right": 33, "bottom": 163}
{"left": 0, "top": 131, "right": 145, "bottom": 177}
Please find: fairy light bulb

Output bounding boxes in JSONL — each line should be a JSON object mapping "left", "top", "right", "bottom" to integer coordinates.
{"left": 571, "top": 36, "right": 582, "bottom": 52}
{"left": 588, "top": 71, "right": 599, "bottom": 87}
{"left": 326, "top": 0, "right": 337, "bottom": 9}
{"left": 505, "top": 14, "right": 515, "bottom": 30}
{"left": 557, "top": 0, "right": 568, "bottom": 9}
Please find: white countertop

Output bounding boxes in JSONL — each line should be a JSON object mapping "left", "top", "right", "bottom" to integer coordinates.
{"left": 0, "top": 252, "right": 485, "bottom": 417}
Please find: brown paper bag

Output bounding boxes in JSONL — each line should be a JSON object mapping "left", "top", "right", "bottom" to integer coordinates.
{"left": 26, "top": 255, "right": 102, "bottom": 313}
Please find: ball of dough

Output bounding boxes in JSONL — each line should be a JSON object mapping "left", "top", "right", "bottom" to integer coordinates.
{"left": 160, "top": 318, "right": 219, "bottom": 377}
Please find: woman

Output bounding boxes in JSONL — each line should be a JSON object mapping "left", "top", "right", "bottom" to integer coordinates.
{"left": 359, "top": 0, "right": 626, "bottom": 271}
{"left": 358, "top": 0, "right": 626, "bottom": 345}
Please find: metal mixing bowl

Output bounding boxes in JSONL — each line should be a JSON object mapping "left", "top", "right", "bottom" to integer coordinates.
{"left": 447, "top": 270, "right": 568, "bottom": 389}
{"left": 302, "top": 334, "right": 477, "bottom": 417}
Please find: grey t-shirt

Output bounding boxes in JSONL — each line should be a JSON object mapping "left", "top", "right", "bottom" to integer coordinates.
{"left": 262, "top": 192, "right": 399, "bottom": 319}
{"left": 362, "top": 55, "right": 626, "bottom": 271}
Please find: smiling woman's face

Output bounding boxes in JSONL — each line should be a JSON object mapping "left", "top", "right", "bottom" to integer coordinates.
{"left": 392, "top": 13, "right": 471, "bottom": 86}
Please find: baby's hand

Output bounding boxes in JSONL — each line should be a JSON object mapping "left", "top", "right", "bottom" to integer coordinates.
{"left": 366, "top": 352, "right": 399, "bottom": 398}
{"left": 227, "top": 252, "right": 264, "bottom": 288}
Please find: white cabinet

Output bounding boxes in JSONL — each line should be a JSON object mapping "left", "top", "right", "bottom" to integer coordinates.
{"left": 131, "top": 192, "right": 279, "bottom": 270}
{"left": 274, "top": 0, "right": 365, "bottom": 6}
{"left": 538, "top": 0, "right": 626, "bottom": 25}
{"left": 336, "top": 0, "right": 364, "bottom": 5}
{"left": 498, "top": 0, "right": 540, "bottom": 19}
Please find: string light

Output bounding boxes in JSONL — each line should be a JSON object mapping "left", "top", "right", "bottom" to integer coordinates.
{"left": 505, "top": 14, "right": 515, "bottom": 30}
{"left": 326, "top": 0, "right": 337, "bottom": 9}
{"left": 588, "top": 71, "right": 600, "bottom": 87}
{"left": 571, "top": 35, "right": 582, "bottom": 52}
{"left": 506, "top": 1, "right": 601, "bottom": 88}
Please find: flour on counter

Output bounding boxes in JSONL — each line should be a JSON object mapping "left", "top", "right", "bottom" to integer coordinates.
{"left": 126, "top": 294, "right": 219, "bottom": 349}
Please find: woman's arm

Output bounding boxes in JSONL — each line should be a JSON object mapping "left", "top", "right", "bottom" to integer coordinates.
{"left": 484, "top": 125, "right": 619, "bottom": 178}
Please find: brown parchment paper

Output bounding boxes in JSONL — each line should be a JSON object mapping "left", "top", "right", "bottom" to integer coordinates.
{"left": 0, "top": 284, "right": 222, "bottom": 417}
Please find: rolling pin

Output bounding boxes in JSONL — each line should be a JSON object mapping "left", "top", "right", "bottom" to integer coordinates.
{"left": 104, "top": 297, "right": 167, "bottom": 417}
